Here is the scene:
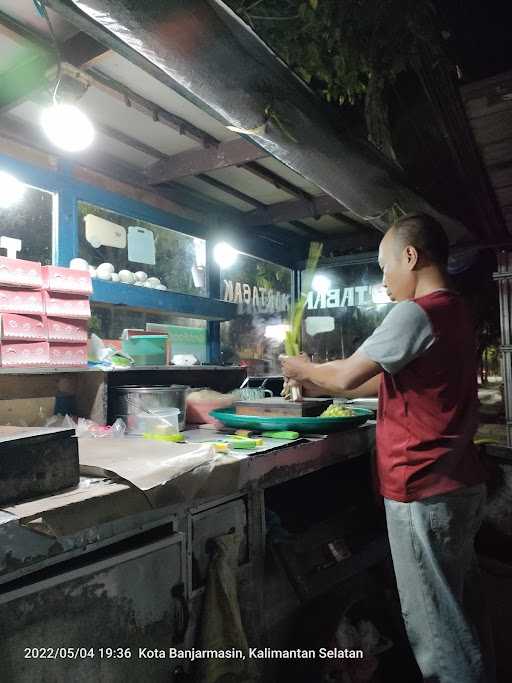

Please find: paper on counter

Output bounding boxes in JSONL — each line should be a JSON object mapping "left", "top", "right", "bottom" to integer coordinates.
{"left": 78, "top": 438, "right": 217, "bottom": 491}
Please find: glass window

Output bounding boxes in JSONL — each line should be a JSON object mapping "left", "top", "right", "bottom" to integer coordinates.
{"left": 78, "top": 202, "right": 207, "bottom": 296}
{"left": 302, "top": 260, "right": 393, "bottom": 362}
{"left": 220, "top": 253, "right": 292, "bottom": 375}
{"left": 90, "top": 304, "right": 208, "bottom": 363}
{"left": 0, "top": 182, "right": 53, "bottom": 264}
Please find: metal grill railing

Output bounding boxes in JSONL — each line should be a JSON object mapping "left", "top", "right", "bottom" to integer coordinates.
{"left": 494, "top": 252, "right": 512, "bottom": 445}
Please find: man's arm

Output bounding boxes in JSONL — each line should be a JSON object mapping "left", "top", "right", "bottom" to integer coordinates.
{"left": 282, "top": 351, "right": 381, "bottom": 394}
{"left": 302, "top": 374, "right": 381, "bottom": 398}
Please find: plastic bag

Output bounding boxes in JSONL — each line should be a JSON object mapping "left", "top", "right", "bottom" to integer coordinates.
{"left": 44, "top": 414, "right": 76, "bottom": 430}
{"left": 44, "top": 414, "right": 126, "bottom": 438}
{"left": 75, "top": 417, "right": 126, "bottom": 438}
{"left": 88, "top": 333, "right": 133, "bottom": 368}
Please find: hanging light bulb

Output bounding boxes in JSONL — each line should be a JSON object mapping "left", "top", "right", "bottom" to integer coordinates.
{"left": 312, "top": 273, "right": 331, "bottom": 294}
{"left": 0, "top": 171, "right": 26, "bottom": 209}
{"left": 41, "top": 102, "right": 95, "bottom": 153}
{"left": 213, "top": 242, "right": 238, "bottom": 268}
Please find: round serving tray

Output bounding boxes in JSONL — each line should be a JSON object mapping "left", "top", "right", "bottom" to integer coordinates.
{"left": 208, "top": 407, "right": 373, "bottom": 434}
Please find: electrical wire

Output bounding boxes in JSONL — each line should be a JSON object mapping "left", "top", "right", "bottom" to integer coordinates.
{"left": 33, "top": 0, "right": 62, "bottom": 103}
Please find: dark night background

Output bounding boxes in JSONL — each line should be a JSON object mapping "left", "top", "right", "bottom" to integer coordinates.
{"left": 437, "top": 0, "right": 512, "bottom": 82}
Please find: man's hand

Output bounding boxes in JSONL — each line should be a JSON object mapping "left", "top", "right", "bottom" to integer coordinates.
{"left": 282, "top": 351, "right": 381, "bottom": 395}
{"left": 280, "top": 354, "right": 313, "bottom": 383}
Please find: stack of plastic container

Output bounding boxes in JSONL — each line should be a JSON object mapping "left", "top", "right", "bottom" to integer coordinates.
{"left": 0, "top": 257, "right": 91, "bottom": 368}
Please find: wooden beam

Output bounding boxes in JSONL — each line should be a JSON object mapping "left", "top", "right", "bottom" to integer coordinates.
{"left": 196, "top": 174, "right": 266, "bottom": 209}
{"left": 146, "top": 138, "right": 268, "bottom": 184}
{"left": 241, "top": 195, "right": 345, "bottom": 227}
{"left": 60, "top": 32, "right": 110, "bottom": 69}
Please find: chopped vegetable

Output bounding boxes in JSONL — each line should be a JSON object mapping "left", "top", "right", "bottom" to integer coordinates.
{"left": 284, "top": 241, "right": 323, "bottom": 357}
{"left": 320, "top": 404, "right": 355, "bottom": 418}
{"left": 283, "top": 241, "right": 323, "bottom": 402}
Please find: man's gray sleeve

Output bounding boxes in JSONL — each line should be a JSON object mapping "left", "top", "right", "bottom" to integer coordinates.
{"left": 358, "top": 300, "right": 435, "bottom": 374}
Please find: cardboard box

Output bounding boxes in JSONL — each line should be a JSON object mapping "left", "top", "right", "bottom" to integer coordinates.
{"left": 0, "top": 257, "right": 42, "bottom": 289}
{"left": 0, "top": 288, "right": 44, "bottom": 315}
{"left": 42, "top": 266, "right": 93, "bottom": 295}
{"left": 43, "top": 292, "right": 91, "bottom": 319}
{"left": 0, "top": 341, "right": 50, "bottom": 367}
{"left": 0, "top": 313, "right": 48, "bottom": 341}
{"left": 47, "top": 317, "right": 88, "bottom": 344}
{"left": 49, "top": 343, "right": 88, "bottom": 367}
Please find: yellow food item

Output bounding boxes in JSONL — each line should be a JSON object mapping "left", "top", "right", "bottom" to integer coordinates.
{"left": 320, "top": 404, "right": 355, "bottom": 418}
{"left": 212, "top": 442, "right": 230, "bottom": 453}
{"left": 143, "top": 433, "right": 185, "bottom": 442}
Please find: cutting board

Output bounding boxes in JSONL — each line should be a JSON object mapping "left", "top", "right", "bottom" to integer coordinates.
{"left": 234, "top": 397, "right": 332, "bottom": 417}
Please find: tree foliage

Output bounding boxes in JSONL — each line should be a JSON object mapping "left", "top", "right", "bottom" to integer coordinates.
{"left": 227, "top": 0, "right": 443, "bottom": 161}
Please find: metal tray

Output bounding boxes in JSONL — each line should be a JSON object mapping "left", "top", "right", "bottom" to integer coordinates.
{"left": 209, "top": 407, "right": 373, "bottom": 433}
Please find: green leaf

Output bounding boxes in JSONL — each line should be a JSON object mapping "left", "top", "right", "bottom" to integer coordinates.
{"left": 309, "top": 0, "right": 318, "bottom": 9}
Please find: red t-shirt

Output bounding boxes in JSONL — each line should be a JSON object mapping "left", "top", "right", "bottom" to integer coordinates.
{"left": 373, "top": 291, "right": 487, "bottom": 502}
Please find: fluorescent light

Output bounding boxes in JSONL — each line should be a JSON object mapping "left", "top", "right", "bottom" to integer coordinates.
{"left": 213, "top": 241, "right": 238, "bottom": 268}
{"left": 264, "top": 324, "right": 290, "bottom": 342}
{"left": 0, "top": 171, "right": 25, "bottom": 209}
{"left": 312, "top": 273, "right": 331, "bottom": 294}
{"left": 41, "top": 103, "right": 94, "bottom": 152}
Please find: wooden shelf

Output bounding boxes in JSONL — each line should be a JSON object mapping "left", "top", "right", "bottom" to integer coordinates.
{"left": 91, "top": 280, "right": 237, "bottom": 320}
{"left": 0, "top": 364, "right": 242, "bottom": 376}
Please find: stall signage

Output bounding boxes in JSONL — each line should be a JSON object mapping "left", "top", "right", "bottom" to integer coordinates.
{"left": 223, "top": 280, "right": 290, "bottom": 313}
{"left": 306, "top": 284, "right": 387, "bottom": 310}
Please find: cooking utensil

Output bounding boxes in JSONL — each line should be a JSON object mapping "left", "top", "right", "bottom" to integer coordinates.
{"left": 111, "top": 385, "right": 189, "bottom": 430}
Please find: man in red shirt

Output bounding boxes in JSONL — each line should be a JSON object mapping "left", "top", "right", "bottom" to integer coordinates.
{"left": 282, "top": 213, "right": 491, "bottom": 683}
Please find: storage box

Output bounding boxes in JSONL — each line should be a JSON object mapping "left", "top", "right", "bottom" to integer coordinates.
{"left": 122, "top": 328, "right": 171, "bottom": 363}
{"left": 42, "top": 266, "right": 93, "bottom": 295}
{"left": 43, "top": 292, "right": 91, "bottom": 319}
{"left": 0, "top": 341, "right": 50, "bottom": 367}
{"left": 121, "top": 335, "right": 168, "bottom": 366}
{"left": 0, "top": 257, "right": 42, "bottom": 289}
{"left": 0, "top": 313, "right": 48, "bottom": 341}
{"left": 49, "top": 343, "right": 88, "bottom": 367}
{"left": 47, "top": 317, "right": 88, "bottom": 344}
{"left": 125, "top": 408, "right": 180, "bottom": 436}
{"left": 0, "top": 288, "right": 44, "bottom": 315}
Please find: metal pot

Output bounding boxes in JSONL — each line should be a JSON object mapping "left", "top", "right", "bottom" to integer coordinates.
{"left": 112, "top": 385, "right": 190, "bottom": 430}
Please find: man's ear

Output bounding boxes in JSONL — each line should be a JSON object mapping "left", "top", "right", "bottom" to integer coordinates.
{"left": 404, "top": 245, "right": 419, "bottom": 270}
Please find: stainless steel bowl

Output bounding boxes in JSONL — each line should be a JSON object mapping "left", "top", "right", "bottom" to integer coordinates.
{"left": 112, "top": 385, "right": 189, "bottom": 430}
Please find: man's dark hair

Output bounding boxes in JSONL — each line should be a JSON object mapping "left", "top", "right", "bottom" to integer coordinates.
{"left": 390, "top": 213, "right": 450, "bottom": 267}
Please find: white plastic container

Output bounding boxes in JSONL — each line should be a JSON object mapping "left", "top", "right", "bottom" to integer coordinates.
{"left": 126, "top": 407, "right": 180, "bottom": 435}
